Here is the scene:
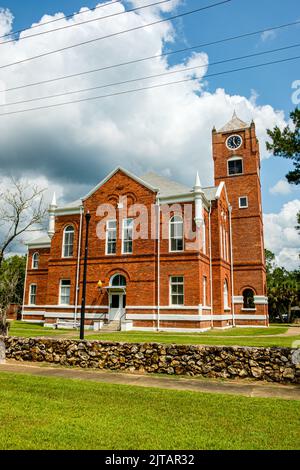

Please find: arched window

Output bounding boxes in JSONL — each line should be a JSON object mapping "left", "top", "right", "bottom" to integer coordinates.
{"left": 223, "top": 280, "right": 229, "bottom": 309}
{"left": 32, "top": 252, "right": 39, "bottom": 269}
{"left": 111, "top": 274, "right": 126, "bottom": 287}
{"left": 63, "top": 225, "right": 74, "bottom": 258}
{"left": 243, "top": 289, "right": 255, "bottom": 309}
{"left": 169, "top": 215, "right": 184, "bottom": 252}
{"left": 228, "top": 157, "right": 243, "bottom": 176}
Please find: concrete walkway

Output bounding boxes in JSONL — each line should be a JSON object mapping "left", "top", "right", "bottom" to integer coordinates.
{"left": 1, "top": 361, "right": 299, "bottom": 401}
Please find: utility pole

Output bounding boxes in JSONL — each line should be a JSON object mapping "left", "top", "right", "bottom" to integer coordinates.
{"left": 80, "top": 211, "right": 91, "bottom": 340}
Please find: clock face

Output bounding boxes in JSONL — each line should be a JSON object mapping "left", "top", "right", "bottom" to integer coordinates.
{"left": 226, "top": 134, "right": 242, "bottom": 150}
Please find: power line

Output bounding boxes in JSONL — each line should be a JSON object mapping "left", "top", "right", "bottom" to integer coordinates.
{"left": 0, "top": 0, "right": 123, "bottom": 40}
{"left": 0, "top": 1, "right": 232, "bottom": 70}
{"left": 0, "top": 54, "right": 299, "bottom": 117}
{"left": 2, "top": 18, "right": 299, "bottom": 94}
{"left": 0, "top": 0, "right": 172, "bottom": 46}
{"left": 3, "top": 42, "right": 300, "bottom": 107}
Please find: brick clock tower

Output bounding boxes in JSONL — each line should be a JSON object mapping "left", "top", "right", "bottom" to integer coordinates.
{"left": 212, "top": 112, "right": 268, "bottom": 324}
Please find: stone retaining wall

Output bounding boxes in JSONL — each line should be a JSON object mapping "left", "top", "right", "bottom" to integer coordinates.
{"left": 3, "top": 336, "right": 300, "bottom": 384}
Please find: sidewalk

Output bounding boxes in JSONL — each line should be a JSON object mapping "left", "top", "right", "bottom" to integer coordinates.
{"left": 1, "top": 361, "right": 299, "bottom": 400}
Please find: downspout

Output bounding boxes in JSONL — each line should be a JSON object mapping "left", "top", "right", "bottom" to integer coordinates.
{"left": 74, "top": 204, "right": 84, "bottom": 326}
{"left": 208, "top": 201, "right": 214, "bottom": 329}
{"left": 228, "top": 205, "right": 235, "bottom": 327}
{"left": 21, "top": 249, "right": 29, "bottom": 321}
{"left": 156, "top": 197, "right": 160, "bottom": 331}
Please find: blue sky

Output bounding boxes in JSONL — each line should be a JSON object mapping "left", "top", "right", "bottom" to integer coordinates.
{"left": 2, "top": 0, "right": 299, "bottom": 212}
{"left": 0, "top": 0, "right": 299, "bottom": 266}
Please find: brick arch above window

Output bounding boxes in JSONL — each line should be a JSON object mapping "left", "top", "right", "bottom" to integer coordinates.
{"left": 105, "top": 267, "right": 131, "bottom": 283}
{"left": 239, "top": 285, "right": 257, "bottom": 296}
{"left": 122, "top": 192, "right": 137, "bottom": 205}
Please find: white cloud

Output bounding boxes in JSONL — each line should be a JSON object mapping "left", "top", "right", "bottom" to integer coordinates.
{"left": 260, "top": 30, "right": 276, "bottom": 42}
{"left": 0, "top": 7, "right": 14, "bottom": 37}
{"left": 0, "top": 1, "right": 297, "bottom": 266}
{"left": 264, "top": 200, "right": 300, "bottom": 270}
{"left": 269, "top": 179, "right": 292, "bottom": 196}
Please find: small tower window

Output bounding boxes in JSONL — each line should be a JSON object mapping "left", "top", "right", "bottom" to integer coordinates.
{"left": 239, "top": 196, "right": 248, "bottom": 208}
{"left": 223, "top": 280, "right": 229, "bottom": 309}
{"left": 228, "top": 157, "right": 243, "bottom": 176}
{"left": 243, "top": 289, "right": 255, "bottom": 309}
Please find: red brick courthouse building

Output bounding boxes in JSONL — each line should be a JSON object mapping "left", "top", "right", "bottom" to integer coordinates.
{"left": 22, "top": 113, "right": 268, "bottom": 331}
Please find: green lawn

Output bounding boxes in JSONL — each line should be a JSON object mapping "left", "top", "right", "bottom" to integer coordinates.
{"left": 0, "top": 372, "right": 299, "bottom": 450}
{"left": 7, "top": 322, "right": 300, "bottom": 348}
{"left": 86, "top": 332, "right": 300, "bottom": 348}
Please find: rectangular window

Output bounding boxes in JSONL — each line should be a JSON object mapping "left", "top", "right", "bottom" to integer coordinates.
{"left": 60, "top": 280, "right": 71, "bottom": 305}
{"left": 170, "top": 276, "right": 184, "bottom": 306}
{"left": 170, "top": 217, "right": 184, "bottom": 252}
{"left": 122, "top": 218, "right": 133, "bottom": 254}
{"left": 239, "top": 196, "right": 248, "bottom": 208}
{"left": 29, "top": 284, "right": 37, "bottom": 305}
{"left": 202, "top": 220, "right": 206, "bottom": 254}
{"left": 228, "top": 159, "right": 243, "bottom": 175}
{"left": 106, "top": 220, "right": 117, "bottom": 255}
{"left": 63, "top": 227, "right": 74, "bottom": 258}
{"left": 223, "top": 227, "right": 227, "bottom": 261}
{"left": 220, "top": 225, "right": 223, "bottom": 259}
{"left": 203, "top": 276, "right": 207, "bottom": 306}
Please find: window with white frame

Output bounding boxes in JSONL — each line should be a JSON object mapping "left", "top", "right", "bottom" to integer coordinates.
{"left": 170, "top": 276, "right": 184, "bottom": 306}
{"left": 202, "top": 219, "right": 206, "bottom": 254}
{"left": 63, "top": 225, "right": 74, "bottom": 258}
{"left": 226, "top": 231, "right": 229, "bottom": 261}
{"left": 223, "top": 227, "right": 227, "bottom": 261}
{"left": 169, "top": 215, "right": 184, "bottom": 252}
{"left": 223, "top": 280, "right": 229, "bottom": 309}
{"left": 203, "top": 276, "right": 207, "bottom": 306}
{"left": 59, "top": 280, "right": 71, "bottom": 305}
{"left": 106, "top": 220, "right": 117, "bottom": 255}
{"left": 122, "top": 218, "right": 133, "bottom": 254}
{"left": 228, "top": 157, "right": 243, "bottom": 176}
{"left": 32, "top": 252, "right": 39, "bottom": 269}
{"left": 220, "top": 225, "right": 223, "bottom": 259}
{"left": 29, "top": 284, "right": 37, "bottom": 305}
{"left": 239, "top": 196, "right": 248, "bottom": 208}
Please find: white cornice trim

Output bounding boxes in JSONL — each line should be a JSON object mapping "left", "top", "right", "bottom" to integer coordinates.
{"left": 26, "top": 242, "right": 51, "bottom": 248}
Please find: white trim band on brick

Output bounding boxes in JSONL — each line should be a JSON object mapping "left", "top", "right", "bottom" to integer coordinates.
{"left": 233, "top": 296, "right": 243, "bottom": 304}
{"left": 235, "top": 314, "right": 267, "bottom": 320}
{"left": 23, "top": 305, "right": 109, "bottom": 309}
{"left": 21, "top": 311, "right": 45, "bottom": 316}
{"left": 254, "top": 296, "right": 268, "bottom": 305}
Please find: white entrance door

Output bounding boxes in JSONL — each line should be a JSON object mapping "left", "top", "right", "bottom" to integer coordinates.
{"left": 109, "top": 293, "right": 125, "bottom": 320}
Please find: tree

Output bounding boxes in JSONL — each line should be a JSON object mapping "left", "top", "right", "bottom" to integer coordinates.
{"left": 266, "top": 107, "right": 300, "bottom": 185}
{"left": 0, "top": 178, "right": 46, "bottom": 333}
{"left": 265, "top": 249, "right": 300, "bottom": 323}
{"left": 0, "top": 178, "right": 46, "bottom": 269}
{"left": 267, "top": 107, "right": 300, "bottom": 258}
{"left": 0, "top": 256, "right": 26, "bottom": 335}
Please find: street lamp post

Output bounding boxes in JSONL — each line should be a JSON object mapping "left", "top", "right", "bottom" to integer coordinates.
{"left": 80, "top": 211, "right": 91, "bottom": 340}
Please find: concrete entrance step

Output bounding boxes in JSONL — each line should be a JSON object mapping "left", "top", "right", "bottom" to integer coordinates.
{"left": 101, "top": 320, "right": 121, "bottom": 332}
